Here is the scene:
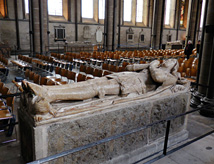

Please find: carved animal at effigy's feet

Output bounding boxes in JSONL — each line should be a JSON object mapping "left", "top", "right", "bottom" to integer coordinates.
{"left": 21, "top": 59, "right": 189, "bottom": 122}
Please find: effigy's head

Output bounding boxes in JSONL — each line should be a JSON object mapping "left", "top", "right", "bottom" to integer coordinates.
{"left": 162, "top": 59, "right": 178, "bottom": 69}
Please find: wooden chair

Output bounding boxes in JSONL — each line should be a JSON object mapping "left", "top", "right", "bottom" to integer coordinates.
{"left": 18, "top": 54, "right": 22, "bottom": 60}
{"left": 26, "top": 68, "right": 33, "bottom": 75}
{"left": 0, "top": 82, "right": 4, "bottom": 91}
{"left": 12, "top": 80, "right": 24, "bottom": 92}
{"left": 77, "top": 74, "right": 86, "bottom": 82}
{"left": 29, "top": 71, "right": 35, "bottom": 81}
{"left": 1, "top": 86, "right": 9, "bottom": 95}
{"left": 117, "top": 66, "right": 126, "bottom": 72}
{"left": 0, "top": 91, "right": 16, "bottom": 138}
{"left": 177, "top": 63, "right": 184, "bottom": 73}
{"left": 93, "top": 69, "right": 99, "bottom": 77}
{"left": 68, "top": 56, "right": 73, "bottom": 63}
{"left": 102, "top": 63, "right": 108, "bottom": 70}
{"left": 67, "top": 71, "right": 76, "bottom": 82}
{"left": 60, "top": 68, "right": 68, "bottom": 79}
{"left": 5, "top": 92, "right": 15, "bottom": 112}
{"left": 109, "top": 65, "right": 117, "bottom": 72}
{"left": 122, "top": 62, "right": 129, "bottom": 68}
{"left": 190, "top": 64, "right": 197, "bottom": 77}
{"left": 80, "top": 65, "right": 86, "bottom": 73}
{"left": 33, "top": 74, "right": 40, "bottom": 85}
{"left": 55, "top": 67, "right": 61, "bottom": 77}
{"left": 92, "top": 69, "right": 102, "bottom": 77}
{"left": 40, "top": 77, "right": 48, "bottom": 85}
{"left": 85, "top": 66, "right": 93, "bottom": 75}
{"left": 181, "top": 72, "right": 186, "bottom": 77}
{"left": 186, "top": 68, "right": 191, "bottom": 77}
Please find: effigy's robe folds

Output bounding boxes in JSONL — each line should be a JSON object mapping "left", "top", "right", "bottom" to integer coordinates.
{"left": 19, "top": 59, "right": 190, "bottom": 163}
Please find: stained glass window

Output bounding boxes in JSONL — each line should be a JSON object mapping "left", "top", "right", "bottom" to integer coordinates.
{"left": 0, "top": 0, "right": 6, "bottom": 17}
{"left": 180, "top": 0, "right": 185, "bottom": 26}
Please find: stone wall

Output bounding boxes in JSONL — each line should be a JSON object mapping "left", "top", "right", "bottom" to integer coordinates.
{"left": 19, "top": 90, "right": 190, "bottom": 164}
{"left": 0, "top": 0, "right": 194, "bottom": 52}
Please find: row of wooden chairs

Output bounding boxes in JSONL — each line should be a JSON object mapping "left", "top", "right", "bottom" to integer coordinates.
{"left": 37, "top": 54, "right": 73, "bottom": 71}
{"left": 55, "top": 68, "right": 89, "bottom": 82}
{"left": 102, "top": 63, "right": 127, "bottom": 72}
{"left": 55, "top": 66, "right": 112, "bottom": 82}
{"left": 18, "top": 55, "right": 32, "bottom": 63}
{"left": 177, "top": 57, "right": 198, "bottom": 79}
{"left": 35, "top": 54, "right": 54, "bottom": 63}
{"left": 64, "top": 48, "right": 197, "bottom": 61}
{"left": 0, "top": 55, "right": 8, "bottom": 66}
{"left": 51, "top": 53, "right": 73, "bottom": 62}
{"left": 0, "top": 81, "right": 16, "bottom": 138}
{"left": 79, "top": 65, "right": 111, "bottom": 77}
{"left": 25, "top": 69, "right": 67, "bottom": 86}
{"left": 0, "top": 82, "right": 14, "bottom": 112}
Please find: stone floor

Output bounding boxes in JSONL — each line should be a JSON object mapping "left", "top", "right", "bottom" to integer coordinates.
{"left": 0, "top": 57, "right": 213, "bottom": 164}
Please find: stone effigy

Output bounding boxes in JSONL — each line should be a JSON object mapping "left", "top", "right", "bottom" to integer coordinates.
{"left": 19, "top": 59, "right": 190, "bottom": 163}
{"left": 21, "top": 59, "right": 188, "bottom": 122}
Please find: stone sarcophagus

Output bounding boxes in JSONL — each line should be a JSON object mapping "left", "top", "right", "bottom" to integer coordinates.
{"left": 19, "top": 59, "right": 190, "bottom": 163}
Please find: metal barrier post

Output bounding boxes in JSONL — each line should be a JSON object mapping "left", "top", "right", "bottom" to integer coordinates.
{"left": 163, "top": 120, "right": 171, "bottom": 155}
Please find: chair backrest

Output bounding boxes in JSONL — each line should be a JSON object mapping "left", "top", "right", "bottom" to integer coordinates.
{"left": 86, "top": 66, "right": 93, "bottom": 75}
{"left": 77, "top": 74, "right": 86, "bottom": 82}
{"left": 55, "top": 67, "right": 61, "bottom": 75}
{"left": 117, "top": 66, "right": 126, "bottom": 72}
{"left": 61, "top": 68, "right": 68, "bottom": 77}
{"left": 122, "top": 62, "right": 129, "bottom": 68}
{"left": 93, "top": 69, "right": 99, "bottom": 77}
{"left": 80, "top": 65, "right": 86, "bottom": 73}
{"left": 40, "top": 77, "right": 48, "bottom": 85}
{"left": 67, "top": 71, "right": 76, "bottom": 81}
{"left": 33, "top": 74, "right": 40, "bottom": 85}
{"left": 1, "top": 86, "right": 9, "bottom": 95}
{"left": 25, "top": 69, "right": 30, "bottom": 79}
{"left": 29, "top": 71, "right": 35, "bottom": 81}
{"left": 109, "top": 65, "right": 117, "bottom": 72}
{"left": 177, "top": 63, "right": 184, "bottom": 73}
{"left": 6, "top": 91, "right": 15, "bottom": 112}
{"left": 190, "top": 64, "right": 197, "bottom": 77}
{"left": 102, "top": 63, "right": 108, "bottom": 70}
{"left": 0, "top": 82, "right": 4, "bottom": 91}
{"left": 12, "top": 80, "right": 24, "bottom": 92}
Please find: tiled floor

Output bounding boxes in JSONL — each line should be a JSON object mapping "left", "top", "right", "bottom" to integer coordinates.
{"left": 0, "top": 57, "right": 214, "bottom": 164}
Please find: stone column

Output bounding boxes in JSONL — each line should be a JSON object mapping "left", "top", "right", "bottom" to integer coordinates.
{"left": 185, "top": 0, "right": 201, "bottom": 46}
{"left": 30, "top": 0, "right": 48, "bottom": 55}
{"left": 198, "top": 0, "right": 214, "bottom": 117}
{"left": 105, "top": 0, "right": 117, "bottom": 51}
{"left": 151, "top": 0, "right": 165, "bottom": 49}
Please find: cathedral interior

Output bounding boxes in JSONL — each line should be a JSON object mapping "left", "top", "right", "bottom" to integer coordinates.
{"left": 0, "top": 0, "right": 214, "bottom": 164}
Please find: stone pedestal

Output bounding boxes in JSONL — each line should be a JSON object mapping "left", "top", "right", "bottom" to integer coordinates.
{"left": 19, "top": 90, "right": 190, "bottom": 164}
